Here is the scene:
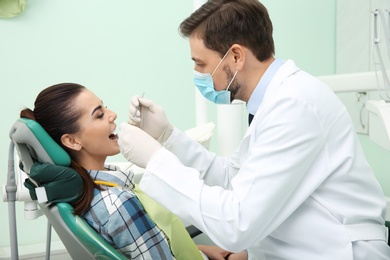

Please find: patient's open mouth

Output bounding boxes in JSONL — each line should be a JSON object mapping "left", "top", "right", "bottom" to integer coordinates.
{"left": 109, "top": 133, "right": 118, "bottom": 140}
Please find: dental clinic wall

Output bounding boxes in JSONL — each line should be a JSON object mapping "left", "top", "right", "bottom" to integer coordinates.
{"left": 1, "top": 0, "right": 385, "bottom": 256}
{"left": 1, "top": 0, "right": 197, "bottom": 255}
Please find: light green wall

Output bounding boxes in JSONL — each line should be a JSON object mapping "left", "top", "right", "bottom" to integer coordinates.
{"left": 264, "top": 0, "right": 336, "bottom": 76}
{"left": 1, "top": 0, "right": 387, "bottom": 254}
{"left": 0, "top": 0, "right": 195, "bottom": 251}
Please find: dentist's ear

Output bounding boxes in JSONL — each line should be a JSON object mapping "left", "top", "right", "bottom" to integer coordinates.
{"left": 230, "top": 44, "right": 245, "bottom": 70}
{"left": 61, "top": 134, "right": 82, "bottom": 151}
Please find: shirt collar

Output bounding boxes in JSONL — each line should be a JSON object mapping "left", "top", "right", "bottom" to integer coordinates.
{"left": 247, "top": 57, "right": 284, "bottom": 115}
{"left": 88, "top": 164, "right": 135, "bottom": 189}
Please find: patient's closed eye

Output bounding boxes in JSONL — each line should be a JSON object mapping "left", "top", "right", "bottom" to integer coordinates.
{"left": 97, "top": 113, "right": 104, "bottom": 119}
{"left": 97, "top": 106, "right": 109, "bottom": 119}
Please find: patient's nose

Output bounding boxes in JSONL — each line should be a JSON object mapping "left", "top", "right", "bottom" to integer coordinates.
{"left": 108, "top": 110, "right": 117, "bottom": 122}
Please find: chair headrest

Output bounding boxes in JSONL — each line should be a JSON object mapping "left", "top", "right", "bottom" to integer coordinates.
{"left": 9, "top": 118, "right": 71, "bottom": 173}
{"left": 9, "top": 118, "right": 82, "bottom": 204}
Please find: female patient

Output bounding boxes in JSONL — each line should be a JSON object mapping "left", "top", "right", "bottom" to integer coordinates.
{"left": 20, "top": 83, "right": 244, "bottom": 260}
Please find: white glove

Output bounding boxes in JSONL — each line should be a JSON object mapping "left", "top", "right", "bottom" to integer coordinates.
{"left": 128, "top": 95, "right": 173, "bottom": 144}
{"left": 118, "top": 123, "right": 161, "bottom": 169}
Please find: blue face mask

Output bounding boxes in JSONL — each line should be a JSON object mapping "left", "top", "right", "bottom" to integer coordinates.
{"left": 193, "top": 49, "right": 238, "bottom": 104}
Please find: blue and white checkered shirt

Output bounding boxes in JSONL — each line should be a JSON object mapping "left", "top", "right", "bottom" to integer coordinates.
{"left": 82, "top": 165, "right": 174, "bottom": 259}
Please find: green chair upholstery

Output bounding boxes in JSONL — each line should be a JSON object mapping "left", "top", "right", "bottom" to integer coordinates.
{"left": 9, "top": 118, "right": 127, "bottom": 259}
{"left": 54, "top": 203, "right": 127, "bottom": 260}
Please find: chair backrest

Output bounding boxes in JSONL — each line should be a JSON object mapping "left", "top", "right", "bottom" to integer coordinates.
{"left": 9, "top": 118, "right": 127, "bottom": 260}
{"left": 44, "top": 202, "right": 127, "bottom": 260}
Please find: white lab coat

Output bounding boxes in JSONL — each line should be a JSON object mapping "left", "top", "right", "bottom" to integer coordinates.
{"left": 139, "top": 60, "right": 390, "bottom": 259}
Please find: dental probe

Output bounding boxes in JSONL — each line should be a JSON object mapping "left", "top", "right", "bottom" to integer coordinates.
{"left": 132, "top": 91, "right": 145, "bottom": 118}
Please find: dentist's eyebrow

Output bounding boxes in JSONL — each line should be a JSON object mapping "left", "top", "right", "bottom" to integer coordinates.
{"left": 192, "top": 57, "right": 203, "bottom": 63}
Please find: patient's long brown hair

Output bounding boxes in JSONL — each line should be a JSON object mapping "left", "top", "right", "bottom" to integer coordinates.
{"left": 20, "top": 83, "right": 97, "bottom": 215}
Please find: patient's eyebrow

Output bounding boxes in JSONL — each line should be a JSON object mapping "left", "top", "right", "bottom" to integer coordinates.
{"left": 91, "top": 105, "right": 102, "bottom": 115}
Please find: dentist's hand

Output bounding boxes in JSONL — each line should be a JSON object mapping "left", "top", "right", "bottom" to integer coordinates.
{"left": 128, "top": 96, "right": 173, "bottom": 144}
{"left": 118, "top": 123, "right": 162, "bottom": 169}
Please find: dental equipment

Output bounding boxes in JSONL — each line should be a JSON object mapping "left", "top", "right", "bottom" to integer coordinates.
{"left": 132, "top": 91, "right": 145, "bottom": 118}
{"left": 315, "top": 9, "right": 390, "bottom": 151}
{"left": 373, "top": 9, "right": 390, "bottom": 100}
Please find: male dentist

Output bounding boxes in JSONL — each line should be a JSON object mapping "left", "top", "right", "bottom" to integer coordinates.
{"left": 118, "top": 0, "right": 390, "bottom": 259}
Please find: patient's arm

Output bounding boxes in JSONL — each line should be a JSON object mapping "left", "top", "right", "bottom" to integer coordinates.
{"left": 227, "top": 250, "right": 248, "bottom": 260}
{"left": 83, "top": 187, "right": 173, "bottom": 259}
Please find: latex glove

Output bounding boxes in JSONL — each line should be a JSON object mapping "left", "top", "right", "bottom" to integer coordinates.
{"left": 128, "top": 95, "right": 173, "bottom": 144}
{"left": 118, "top": 122, "right": 162, "bottom": 169}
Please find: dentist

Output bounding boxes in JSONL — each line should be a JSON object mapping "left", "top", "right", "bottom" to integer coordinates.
{"left": 118, "top": 0, "right": 390, "bottom": 259}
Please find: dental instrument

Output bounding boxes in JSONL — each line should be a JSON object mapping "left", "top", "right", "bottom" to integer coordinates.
{"left": 132, "top": 92, "right": 145, "bottom": 118}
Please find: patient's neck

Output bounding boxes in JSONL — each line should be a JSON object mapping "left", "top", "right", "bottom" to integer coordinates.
{"left": 74, "top": 154, "right": 107, "bottom": 171}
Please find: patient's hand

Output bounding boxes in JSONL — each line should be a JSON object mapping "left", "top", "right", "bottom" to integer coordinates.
{"left": 197, "top": 245, "right": 232, "bottom": 260}
{"left": 227, "top": 250, "right": 248, "bottom": 260}
{"left": 197, "top": 245, "right": 248, "bottom": 260}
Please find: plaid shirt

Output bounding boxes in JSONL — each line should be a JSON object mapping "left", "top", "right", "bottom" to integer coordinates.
{"left": 82, "top": 165, "right": 174, "bottom": 259}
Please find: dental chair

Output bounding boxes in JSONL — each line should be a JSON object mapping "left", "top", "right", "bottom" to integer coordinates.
{"left": 6, "top": 118, "right": 201, "bottom": 260}
{"left": 6, "top": 118, "right": 128, "bottom": 259}
{"left": 5, "top": 118, "right": 201, "bottom": 259}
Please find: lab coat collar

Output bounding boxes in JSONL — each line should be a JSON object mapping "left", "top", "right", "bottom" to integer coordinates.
{"left": 246, "top": 59, "right": 300, "bottom": 131}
